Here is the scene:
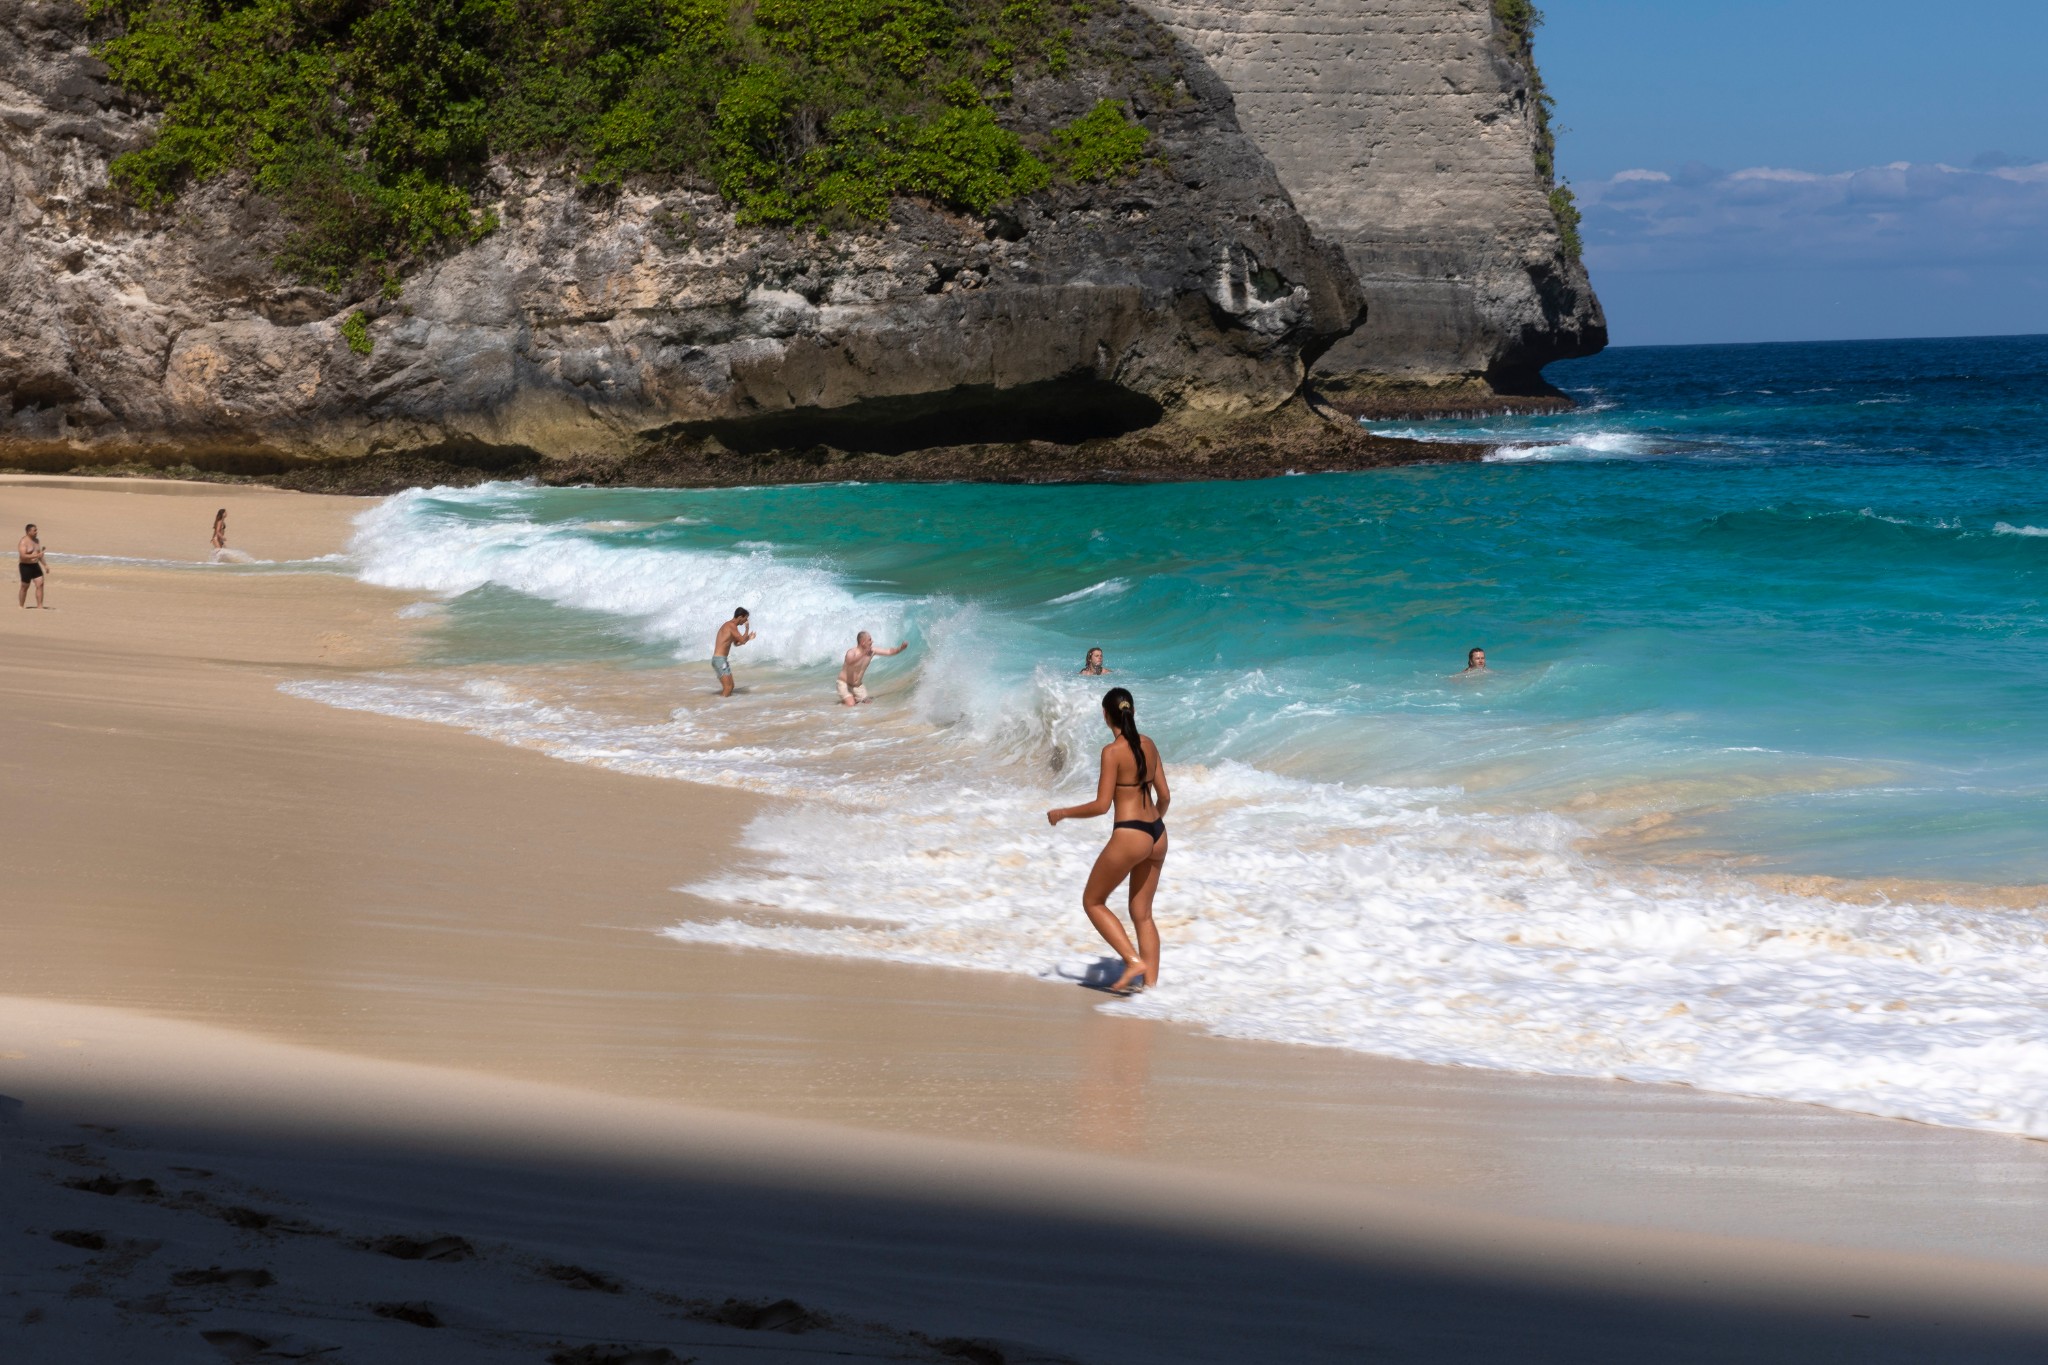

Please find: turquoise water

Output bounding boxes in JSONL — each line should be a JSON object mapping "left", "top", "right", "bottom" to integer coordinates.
{"left": 374, "top": 333, "right": 2048, "bottom": 885}
{"left": 299, "top": 333, "right": 2048, "bottom": 1136}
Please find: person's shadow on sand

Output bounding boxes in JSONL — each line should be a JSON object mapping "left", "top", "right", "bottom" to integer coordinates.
{"left": 1071, "top": 957, "right": 1141, "bottom": 994}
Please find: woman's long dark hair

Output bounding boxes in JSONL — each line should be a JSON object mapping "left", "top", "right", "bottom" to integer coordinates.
{"left": 1103, "top": 686, "right": 1148, "bottom": 797}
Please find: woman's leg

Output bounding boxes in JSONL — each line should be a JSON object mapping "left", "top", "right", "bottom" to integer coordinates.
{"left": 1126, "top": 833, "right": 1167, "bottom": 986}
{"left": 1083, "top": 831, "right": 1155, "bottom": 991}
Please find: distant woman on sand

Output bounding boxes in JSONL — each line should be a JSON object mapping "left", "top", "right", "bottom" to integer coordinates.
{"left": 211, "top": 508, "right": 227, "bottom": 553}
{"left": 1046, "top": 687, "right": 1170, "bottom": 994}
{"left": 1078, "top": 647, "right": 1111, "bottom": 676}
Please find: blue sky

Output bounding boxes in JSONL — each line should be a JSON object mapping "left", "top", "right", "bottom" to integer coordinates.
{"left": 1540, "top": 1, "right": 2048, "bottom": 345}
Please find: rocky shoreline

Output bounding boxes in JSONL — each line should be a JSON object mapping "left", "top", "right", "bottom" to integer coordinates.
{"left": 2, "top": 401, "right": 1483, "bottom": 496}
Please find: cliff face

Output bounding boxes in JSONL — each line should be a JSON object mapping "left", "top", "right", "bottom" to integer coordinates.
{"left": 0, "top": 1, "right": 1363, "bottom": 473}
{"left": 1137, "top": 0, "right": 1606, "bottom": 412}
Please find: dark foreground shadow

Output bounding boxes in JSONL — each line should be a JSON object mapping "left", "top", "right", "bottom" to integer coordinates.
{"left": 4, "top": 1084, "right": 2046, "bottom": 1365}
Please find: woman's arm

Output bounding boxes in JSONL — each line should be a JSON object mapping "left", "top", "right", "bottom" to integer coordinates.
{"left": 1047, "top": 747, "right": 1118, "bottom": 825}
{"left": 1148, "top": 739, "right": 1170, "bottom": 817}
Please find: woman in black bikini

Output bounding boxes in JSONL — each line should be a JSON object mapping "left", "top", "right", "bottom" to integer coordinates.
{"left": 1046, "top": 686, "right": 1170, "bottom": 993}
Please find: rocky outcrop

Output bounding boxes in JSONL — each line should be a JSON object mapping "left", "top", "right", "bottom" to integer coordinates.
{"left": 273, "top": 399, "right": 1485, "bottom": 495}
{"left": 1138, "top": 0, "right": 1606, "bottom": 413}
{"left": 0, "top": 1, "right": 1364, "bottom": 473}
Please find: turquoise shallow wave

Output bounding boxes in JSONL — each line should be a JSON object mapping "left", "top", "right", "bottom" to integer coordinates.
{"left": 386, "top": 333, "right": 2048, "bottom": 885}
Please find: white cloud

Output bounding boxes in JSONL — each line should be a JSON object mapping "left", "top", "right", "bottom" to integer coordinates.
{"left": 1727, "top": 167, "right": 1826, "bottom": 183}
{"left": 1579, "top": 157, "right": 2048, "bottom": 273}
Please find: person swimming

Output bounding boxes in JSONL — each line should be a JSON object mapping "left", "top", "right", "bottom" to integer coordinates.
{"left": 1452, "top": 647, "right": 1489, "bottom": 679}
{"left": 1078, "top": 647, "right": 1111, "bottom": 676}
{"left": 1046, "top": 686, "right": 1170, "bottom": 994}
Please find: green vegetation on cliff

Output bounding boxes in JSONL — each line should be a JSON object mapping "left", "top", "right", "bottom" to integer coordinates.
{"left": 1492, "top": 0, "right": 1580, "bottom": 261}
{"left": 88, "top": 0, "right": 1153, "bottom": 289}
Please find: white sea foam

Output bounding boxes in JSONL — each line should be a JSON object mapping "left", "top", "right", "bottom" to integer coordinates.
{"left": 1483, "top": 431, "right": 1651, "bottom": 463}
{"left": 1994, "top": 522, "right": 2048, "bottom": 538}
{"left": 668, "top": 762, "right": 2048, "bottom": 1139}
{"left": 351, "top": 487, "right": 906, "bottom": 666}
{"left": 1046, "top": 578, "right": 1131, "bottom": 605}
{"left": 50, "top": 550, "right": 346, "bottom": 569}
{"left": 292, "top": 486, "right": 2048, "bottom": 1141}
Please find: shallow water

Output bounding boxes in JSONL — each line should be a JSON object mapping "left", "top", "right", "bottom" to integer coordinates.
{"left": 293, "top": 333, "right": 2048, "bottom": 1138}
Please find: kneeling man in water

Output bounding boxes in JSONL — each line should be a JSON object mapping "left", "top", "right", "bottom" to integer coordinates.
{"left": 837, "top": 631, "right": 908, "bottom": 705}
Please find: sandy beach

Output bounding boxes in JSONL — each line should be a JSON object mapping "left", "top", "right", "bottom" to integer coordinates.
{"left": 7, "top": 475, "right": 2048, "bottom": 1362}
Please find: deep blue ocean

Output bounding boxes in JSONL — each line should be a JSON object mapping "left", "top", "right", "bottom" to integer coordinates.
{"left": 304, "top": 333, "right": 2048, "bottom": 1135}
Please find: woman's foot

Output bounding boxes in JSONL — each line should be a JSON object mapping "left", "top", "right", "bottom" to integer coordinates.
{"left": 1110, "top": 958, "right": 1148, "bottom": 994}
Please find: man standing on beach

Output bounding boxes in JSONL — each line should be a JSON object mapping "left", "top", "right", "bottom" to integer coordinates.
{"left": 837, "top": 631, "right": 908, "bottom": 706}
{"left": 711, "top": 608, "right": 753, "bottom": 697}
{"left": 17, "top": 524, "right": 48, "bottom": 608}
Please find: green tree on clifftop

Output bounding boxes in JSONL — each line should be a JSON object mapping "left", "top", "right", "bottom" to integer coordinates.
{"left": 89, "top": 0, "right": 1156, "bottom": 289}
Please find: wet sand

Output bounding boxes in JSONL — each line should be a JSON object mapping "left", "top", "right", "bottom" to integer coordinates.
{"left": 5, "top": 476, "right": 2048, "bottom": 1359}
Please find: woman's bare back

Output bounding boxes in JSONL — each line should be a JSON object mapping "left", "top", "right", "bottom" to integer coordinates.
{"left": 1105, "top": 736, "right": 1164, "bottom": 822}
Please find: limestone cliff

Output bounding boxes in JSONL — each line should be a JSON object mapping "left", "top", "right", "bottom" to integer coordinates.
{"left": 1138, "top": 0, "right": 1606, "bottom": 413}
{"left": 0, "top": 0, "right": 1364, "bottom": 475}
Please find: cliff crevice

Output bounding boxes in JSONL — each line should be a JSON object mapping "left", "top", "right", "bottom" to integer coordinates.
{"left": 1137, "top": 0, "right": 1606, "bottom": 415}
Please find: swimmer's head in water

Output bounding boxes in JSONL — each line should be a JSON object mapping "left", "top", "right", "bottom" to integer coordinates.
{"left": 1086, "top": 648, "right": 1103, "bottom": 667}
{"left": 1468, "top": 648, "right": 1486, "bottom": 668}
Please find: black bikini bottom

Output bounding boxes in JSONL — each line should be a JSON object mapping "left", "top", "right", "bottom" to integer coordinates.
{"left": 1113, "top": 818, "right": 1166, "bottom": 843}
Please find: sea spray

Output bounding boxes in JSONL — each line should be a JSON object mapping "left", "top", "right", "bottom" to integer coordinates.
{"left": 353, "top": 487, "right": 909, "bottom": 668}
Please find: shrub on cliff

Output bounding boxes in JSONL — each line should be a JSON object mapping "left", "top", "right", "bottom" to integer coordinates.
{"left": 1491, "top": 0, "right": 1580, "bottom": 261}
{"left": 1050, "top": 97, "right": 1148, "bottom": 181}
{"left": 88, "top": 0, "right": 1154, "bottom": 290}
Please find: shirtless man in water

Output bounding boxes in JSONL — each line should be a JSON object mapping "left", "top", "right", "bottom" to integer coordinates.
{"left": 837, "top": 631, "right": 907, "bottom": 706}
{"left": 711, "top": 608, "right": 753, "bottom": 697}
{"left": 1452, "top": 647, "right": 1488, "bottom": 679}
{"left": 17, "top": 524, "right": 47, "bottom": 608}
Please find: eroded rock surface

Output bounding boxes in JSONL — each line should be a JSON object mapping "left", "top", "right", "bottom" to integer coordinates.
{"left": 1138, "top": 0, "right": 1606, "bottom": 411}
{"left": 0, "top": 0, "right": 1363, "bottom": 472}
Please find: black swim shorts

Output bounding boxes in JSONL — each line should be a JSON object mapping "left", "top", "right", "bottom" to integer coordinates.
{"left": 18, "top": 562, "right": 41, "bottom": 583}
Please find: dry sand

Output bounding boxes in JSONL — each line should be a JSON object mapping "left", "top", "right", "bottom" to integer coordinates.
{"left": 5, "top": 476, "right": 2048, "bottom": 1361}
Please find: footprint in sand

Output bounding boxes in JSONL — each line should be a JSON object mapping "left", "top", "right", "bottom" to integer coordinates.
{"left": 369, "top": 1232, "right": 476, "bottom": 1262}
{"left": 63, "top": 1174, "right": 161, "bottom": 1198}
{"left": 198, "top": 1328, "right": 271, "bottom": 1361}
{"left": 371, "top": 1300, "right": 443, "bottom": 1328}
{"left": 548, "top": 1347, "right": 689, "bottom": 1365}
{"left": 172, "top": 1266, "right": 276, "bottom": 1290}
{"left": 695, "top": 1297, "right": 823, "bottom": 1333}
{"left": 542, "top": 1262, "right": 624, "bottom": 1293}
{"left": 49, "top": 1229, "right": 108, "bottom": 1251}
